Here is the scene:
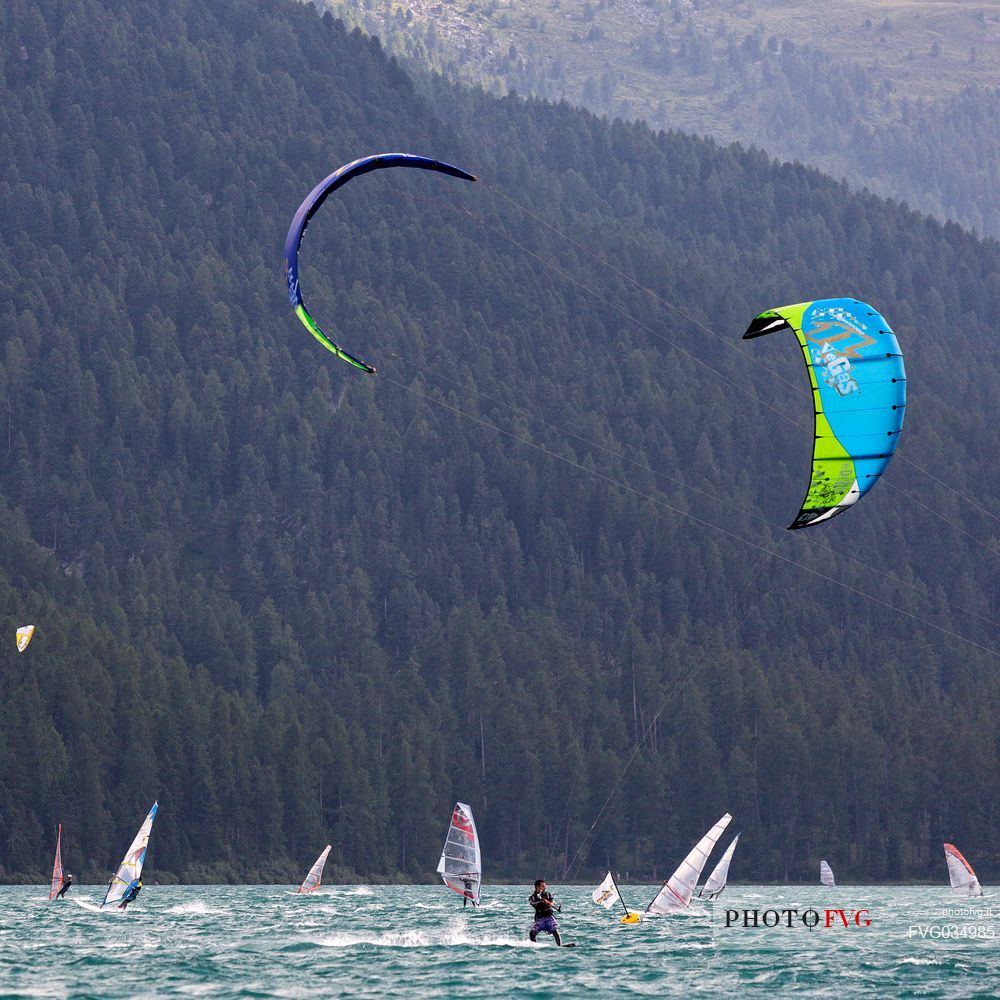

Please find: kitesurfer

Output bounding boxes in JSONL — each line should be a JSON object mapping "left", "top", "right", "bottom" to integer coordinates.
{"left": 118, "top": 878, "right": 142, "bottom": 910}
{"left": 528, "top": 879, "right": 562, "bottom": 945}
{"left": 56, "top": 873, "right": 73, "bottom": 899}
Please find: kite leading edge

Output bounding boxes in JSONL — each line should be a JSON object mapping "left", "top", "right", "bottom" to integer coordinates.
{"left": 283, "top": 153, "right": 477, "bottom": 374}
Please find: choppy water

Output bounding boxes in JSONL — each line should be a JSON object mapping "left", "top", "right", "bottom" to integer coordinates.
{"left": 1, "top": 885, "right": 995, "bottom": 997}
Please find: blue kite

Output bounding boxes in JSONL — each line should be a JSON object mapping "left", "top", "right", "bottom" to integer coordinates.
{"left": 284, "top": 153, "right": 477, "bottom": 374}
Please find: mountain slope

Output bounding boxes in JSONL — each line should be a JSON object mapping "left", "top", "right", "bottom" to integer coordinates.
{"left": 0, "top": 0, "right": 996, "bottom": 883}
{"left": 323, "top": 0, "right": 1000, "bottom": 237}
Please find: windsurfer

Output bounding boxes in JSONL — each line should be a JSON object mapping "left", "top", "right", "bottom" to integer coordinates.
{"left": 528, "top": 880, "right": 562, "bottom": 945}
{"left": 56, "top": 873, "right": 73, "bottom": 899}
{"left": 118, "top": 878, "right": 142, "bottom": 910}
{"left": 462, "top": 878, "right": 475, "bottom": 907}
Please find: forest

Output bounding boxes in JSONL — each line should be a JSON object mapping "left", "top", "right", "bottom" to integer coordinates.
{"left": 0, "top": 0, "right": 996, "bottom": 885}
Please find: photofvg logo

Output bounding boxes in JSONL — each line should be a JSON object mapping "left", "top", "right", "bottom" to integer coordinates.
{"left": 721, "top": 908, "right": 872, "bottom": 930}
{"left": 908, "top": 903, "right": 997, "bottom": 940}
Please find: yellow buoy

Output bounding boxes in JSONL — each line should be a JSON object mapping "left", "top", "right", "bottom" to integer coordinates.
{"left": 620, "top": 911, "right": 641, "bottom": 924}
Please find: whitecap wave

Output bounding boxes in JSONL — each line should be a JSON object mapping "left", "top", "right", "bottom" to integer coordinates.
{"left": 165, "top": 901, "right": 225, "bottom": 916}
{"left": 313, "top": 928, "right": 533, "bottom": 948}
{"left": 71, "top": 898, "right": 109, "bottom": 913}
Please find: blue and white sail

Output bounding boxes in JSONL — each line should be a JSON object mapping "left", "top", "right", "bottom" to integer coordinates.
{"left": 820, "top": 860, "right": 836, "bottom": 887}
{"left": 102, "top": 802, "right": 158, "bottom": 908}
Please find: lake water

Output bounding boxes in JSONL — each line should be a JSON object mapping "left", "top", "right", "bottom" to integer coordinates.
{"left": 1, "top": 884, "right": 995, "bottom": 996}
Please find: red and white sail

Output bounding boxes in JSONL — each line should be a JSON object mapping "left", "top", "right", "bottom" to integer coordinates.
{"left": 646, "top": 813, "right": 732, "bottom": 914}
{"left": 436, "top": 802, "right": 482, "bottom": 906}
{"left": 297, "top": 845, "right": 332, "bottom": 893}
{"left": 48, "top": 824, "right": 64, "bottom": 901}
{"left": 944, "top": 843, "right": 982, "bottom": 897}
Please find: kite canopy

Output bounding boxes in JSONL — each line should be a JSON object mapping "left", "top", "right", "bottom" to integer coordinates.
{"left": 16, "top": 625, "right": 35, "bottom": 652}
{"left": 743, "top": 298, "right": 906, "bottom": 529}
{"left": 284, "top": 153, "right": 477, "bottom": 374}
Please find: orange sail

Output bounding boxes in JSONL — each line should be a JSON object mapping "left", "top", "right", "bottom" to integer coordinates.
{"left": 944, "top": 843, "right": 983, "bottom": 896}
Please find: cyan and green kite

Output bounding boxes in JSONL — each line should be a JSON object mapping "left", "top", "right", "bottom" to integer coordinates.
{"left": 744, "top": 298, "right": 906, "bottom": 529}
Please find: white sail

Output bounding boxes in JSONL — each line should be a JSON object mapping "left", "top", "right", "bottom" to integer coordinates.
{"left": 436, "top": 801, "right": 482, "bottom": 906}
{"left": 592, "top": 871, "right": 622, "bottom": 910}
{"left": 699, "top": 833, "right": 740, "bottom": 899}
{"left": 102, "top": 802, "right": 158, "bottom": 908}
{"left": 49, "top": 824, "right": 64, "bottom": 901}
{"left": 297, "top": 845, "right": 332, "bottom": 893}
{"left": 820, "top": 860, "right": 835, "bottom": 887}
{"left": 944, "top": 843, "right": 982, "bottom": 897}
{"left": 646, "top": 813, "right": 732, "bottom": 914}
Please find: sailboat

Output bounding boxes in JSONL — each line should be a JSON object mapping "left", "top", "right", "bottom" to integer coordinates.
{"left": 944, "top": 843, "right": 983, "bottom": 897}
{"left": 436, "top": 802, "right": 482, "bottom": 907}
{"left": 102, "top": 801, "right": 158, "bottom": 909}
{"left": 820, "top": 860, "right": 836, "bottom": 887}
{"left": 49, "top": 824, "right": 65, "bottom": 900}
{"left": 646, "top": 813, "right": 732, "bottom": 914}
{"left": 297, "top": 845, "right": 332, "bottom": 893}
{"left": 698, "top": 833, "right": 740, "bottom": 900}
{"left": 592, "top": 871, "right": 640, "bottom": 924}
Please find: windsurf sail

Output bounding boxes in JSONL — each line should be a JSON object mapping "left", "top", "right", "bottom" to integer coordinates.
{"left": 102, "top": 801, "right": 158, "bottom": 908}
{"left": 16, "top": 624, "right": 35, "bottom": 652}
{"left": 820, "top": 860, "right": 836, "bottom": 887}
{"left": 646, "top": 813, "right": 732, "bottom": 914}
{"left": 297, "top": 845, "right": 332, "bottom": 893}
{"left": 436, "top": 802, "right": 482, "bottom": 906}
{"left": 48, "top": 824, "right": 63, "bottom": 901}
{"left": 699, "top": 833, "right": 740, "bottom": 899}
{"left": 944, "top": 843, "right": 982, "bottom": 896}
